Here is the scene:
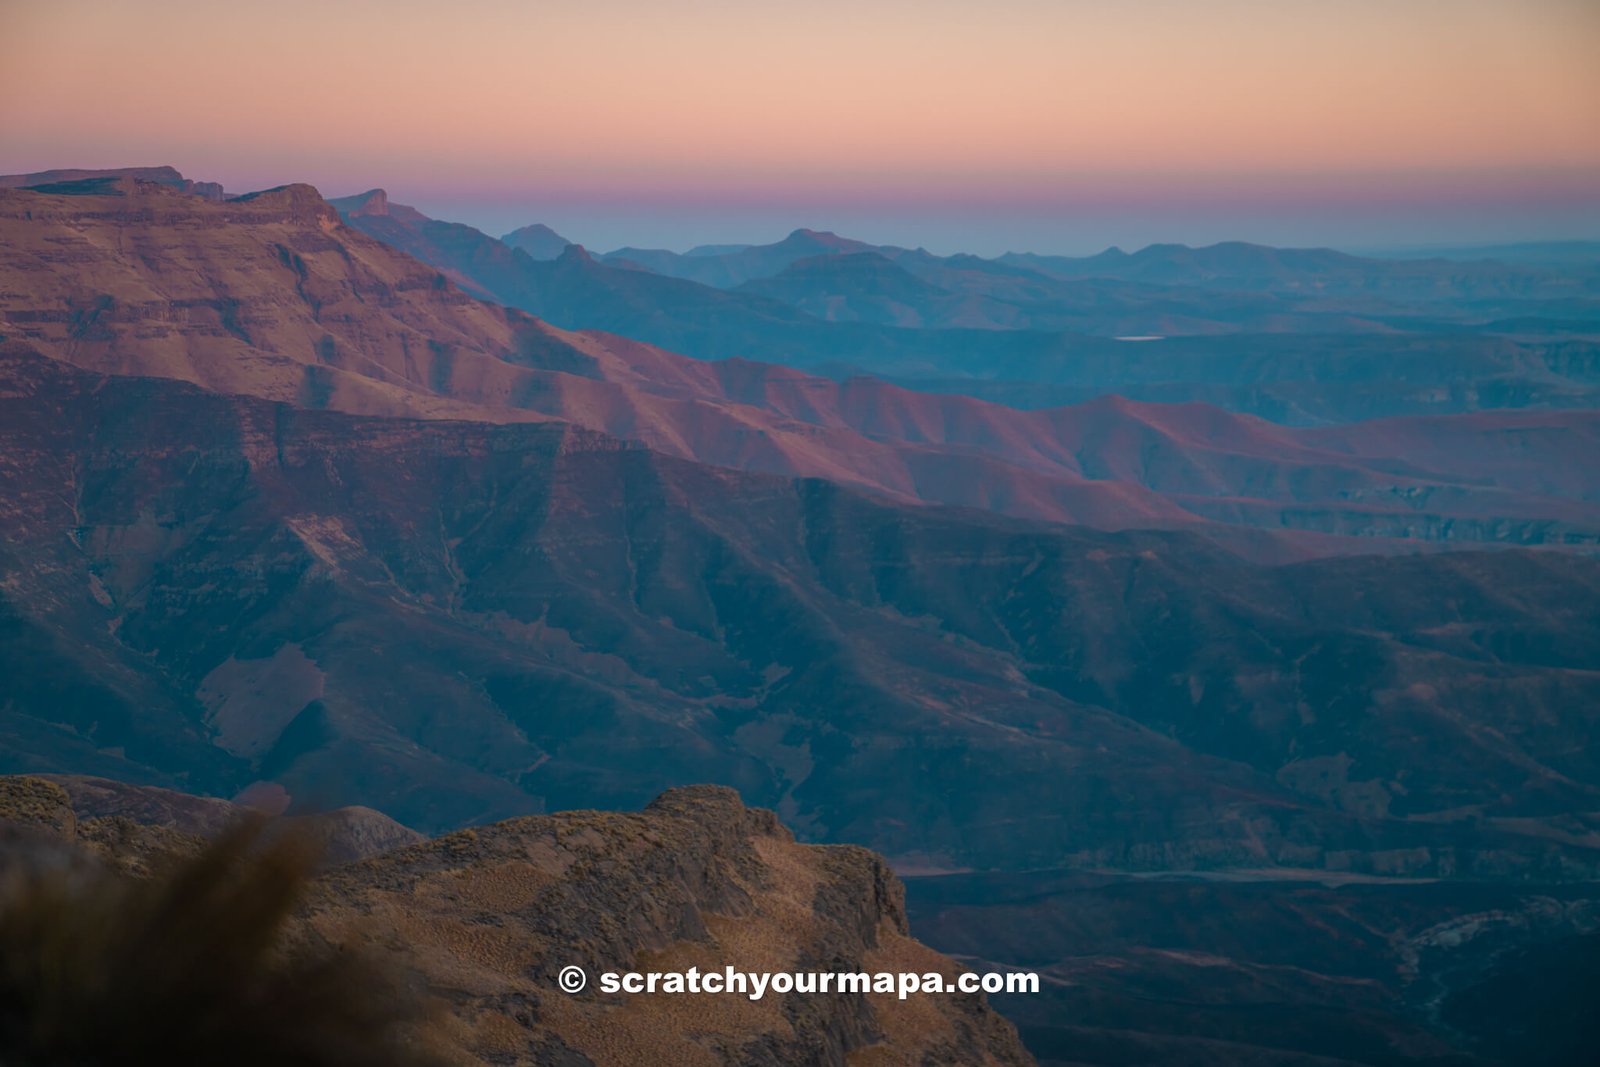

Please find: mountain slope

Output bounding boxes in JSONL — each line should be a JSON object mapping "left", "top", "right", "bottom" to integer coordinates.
{"left": 335, "top": 191, "right": 1600, "bottom": 423}
{"left": 11, "top": 176, "right": 1592, "bottom": 553}
{"left": 906, "top": 866, "right": 1600, "bottom": 1067}
{"left": 5, "top": 350, "right": 1600, "bottom": 880}
{"left": 735, "top": 251, "right": 1026, "bottom": 328}
{"left": 0, "top": 177, "right": 604, "bottom": 419}
{"left": 5, "top": 171, "right": 1600, "bottom": 1067}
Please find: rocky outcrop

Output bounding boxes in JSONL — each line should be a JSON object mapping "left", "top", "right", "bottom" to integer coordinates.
{"left": 0, "top": 776, "right": 79, "bottom": 838}
{"left": 4, "top": 775, "right": 423, "bottom": 870}
{"left": 312, "top": 784, "right": 1033, "bottom": 1066}
{"left": 0, "top": 776, "right": 1035, "bottom": 1066}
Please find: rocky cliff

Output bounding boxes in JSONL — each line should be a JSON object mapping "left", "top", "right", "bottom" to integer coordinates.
{"left": 0, "top": 776, "right": 1034, "bottom": 1066}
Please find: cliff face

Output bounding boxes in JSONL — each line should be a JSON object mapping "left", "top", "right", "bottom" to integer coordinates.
{"left": 0, "top": 776, "right": 1034, "bottom": 1067}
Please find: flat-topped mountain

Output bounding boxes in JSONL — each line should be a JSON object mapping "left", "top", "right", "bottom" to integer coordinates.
{"left": 0, "top": 176, "right": 585, "bottom": 418}
{"left": 0, "top": 164, "right": 226, "bottom": 200}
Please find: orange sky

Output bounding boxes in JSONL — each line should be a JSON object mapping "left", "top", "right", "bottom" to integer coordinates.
{"left": 1, "top": 0, "right": 1596, "bottom": 251}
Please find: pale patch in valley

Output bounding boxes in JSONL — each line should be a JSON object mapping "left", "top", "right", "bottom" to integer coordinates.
{"left": 197, "top": 642, "right": 325, "bottom": 758}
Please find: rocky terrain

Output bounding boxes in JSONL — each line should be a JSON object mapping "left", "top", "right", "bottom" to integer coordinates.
{"left": 3, "top": 168, "right": 1598, "bottom": 1065}
{"left": 4, "top": 347, "right": 1600, "bottom": 877}
{"left": 0, "top": 775, "right": 1033, "bottom": 1066}
{"left": 0, "top": 773, "right": 417, "bottom": 873}
{"left": 3, "top": 176, "right": 1598, "bottom": 552}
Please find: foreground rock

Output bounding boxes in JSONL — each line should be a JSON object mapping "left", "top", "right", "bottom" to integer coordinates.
{"left": 0, "top": 777, "right": 1034, "bottom": 1066}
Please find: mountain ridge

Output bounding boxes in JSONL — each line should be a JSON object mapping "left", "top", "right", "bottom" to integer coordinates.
{"left": 5, "top": 164, "right": 1600, "bottom": 1067}
{"left": 5, "top": 177, "right": 1597, "bottom": 555}
{"left": 5, "top": 346, "right": 1600, "bottom": 875}
{"left": 332, "top": 188, "right": 1600, "bottom": 425}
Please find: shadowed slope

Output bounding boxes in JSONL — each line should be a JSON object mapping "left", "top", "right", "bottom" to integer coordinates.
{"left": 3, "top": 352, "right": 1600, "bottom": 878}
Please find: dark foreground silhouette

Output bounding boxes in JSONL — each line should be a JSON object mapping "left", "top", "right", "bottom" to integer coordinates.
{"left": 0, "top": 803, "right": 443, "bottom": 1067}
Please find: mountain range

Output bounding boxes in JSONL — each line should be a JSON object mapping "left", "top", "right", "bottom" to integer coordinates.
{"left": 6, "top": 176, "right": 1594, "bottom": 556}
{"left": 327, "top": 189, "right": 1600, "bottom": 426}
{"left": 2, "top": 167, "right": 1598, "bottom": 1066}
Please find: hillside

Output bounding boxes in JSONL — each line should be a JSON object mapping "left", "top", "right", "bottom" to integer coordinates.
{"left": 3, "top": 177, "right": 1596, "bottom": 553}
{"left": 5, "top": 350, "right": 1600, "bottom": 874}
{"left": 0, "top": 776, "right": 1032, "bottom": 1066}
{"left": 5, "top": 171, "right": 1600, "bottom": 1067}
{"left": 338, "top": 192, "right": 1600, "bottom": 424}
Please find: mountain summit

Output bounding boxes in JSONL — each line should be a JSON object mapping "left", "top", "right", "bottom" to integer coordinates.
{"left": 501, "top": 221, "right": 574, "bottom": 260}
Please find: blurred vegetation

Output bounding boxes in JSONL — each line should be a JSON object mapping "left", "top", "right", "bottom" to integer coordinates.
{"left": 0, "top": 817, "right": 446, "bottom": 1066}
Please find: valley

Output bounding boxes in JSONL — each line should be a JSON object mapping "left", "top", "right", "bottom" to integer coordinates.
{"left": 1, "top": 168, "right": 1596, "bottom": 1065}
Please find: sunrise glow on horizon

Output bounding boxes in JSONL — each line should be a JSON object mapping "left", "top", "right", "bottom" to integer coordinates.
{"left": 2, "top": 0, "right": 1596, "bottom": 253}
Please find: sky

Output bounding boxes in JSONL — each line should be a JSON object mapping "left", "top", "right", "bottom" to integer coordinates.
{"left": 1, "top": 0, "right": 1597, "bottom": 255}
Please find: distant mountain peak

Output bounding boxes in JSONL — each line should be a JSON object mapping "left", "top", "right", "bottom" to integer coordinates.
{"left": 556, "top": 242, "right": 596, "bottom": 265}
{"left": 785, "top": 227, "right": 856, "bottom": 248}
{"left": 778, "top": 250, "right": 902, "bottom": 274}
{"left": 226, "top": 183, "right": 341, "bottom": 226}
{"left": 326, "top": 188, "right": 431, "bottom": 226}
{"left": 501, "top": 222, "right": 574, "bottom": 261}
{"left": 505, "top": 222, "right": 564, "bottom": 241}
{"left": 683, "top": 242, "right": 753, "bottom": 257}
{"left": 335, "top": 188, "right": 390, "bottom": 217}
{"left": 230, "top": 182, "right": 325, "bottom": 205}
